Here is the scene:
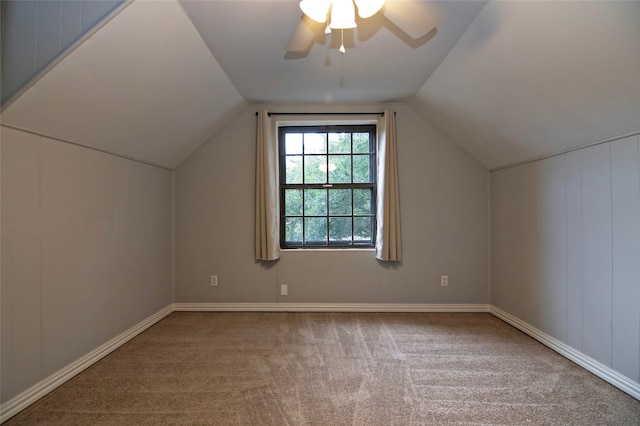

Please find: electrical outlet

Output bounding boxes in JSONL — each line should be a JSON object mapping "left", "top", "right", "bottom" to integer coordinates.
{"left": 210, "top": 275, "right": 218, "bottom": 287}
{"left": 440, "top": 275, "right": 449, "bottom": 287}
{"left": 280, "top": 284, "right": 288, "bottom": 296}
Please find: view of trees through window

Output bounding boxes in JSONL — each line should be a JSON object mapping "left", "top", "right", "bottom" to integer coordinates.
{"left": 279, "top": 125, "right": 376, "bottom": 248}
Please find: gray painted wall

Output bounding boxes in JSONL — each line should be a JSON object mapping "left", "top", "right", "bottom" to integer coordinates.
{"left": 1, "top": 0, "right": 126, "bottom": 105}
{"left": 0, "top": 127, "right": 173, "bottom": 403}
{"left": 174, "top": 103, "right": 489, "bottom": 304}
{"left": 491, "top": 134, "right": 640, "bottom": 383}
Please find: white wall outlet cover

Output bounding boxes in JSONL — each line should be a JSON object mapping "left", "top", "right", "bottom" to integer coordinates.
{"left": 280, "top": 284, "right": 288, "bottom": 296}
{"left": 440, "top": 275, "right": 449, "bottom": 286}
{"left": 211, "top": 275, "right": 218, "bottom": 286}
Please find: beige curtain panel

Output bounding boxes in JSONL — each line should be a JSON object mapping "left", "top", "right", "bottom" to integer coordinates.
{"left": 376, "top": 108, "right": 402, "bottom": 261}
{"left": 255, "top": 109, "right": 280, "bottom": 261}
{"left": 256, "top": 108, "right": 400, "bottom": 261}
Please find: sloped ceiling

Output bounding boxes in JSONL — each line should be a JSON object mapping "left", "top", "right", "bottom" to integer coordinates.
{"left": 1, "top": 0, "right": 638, "bottom": 170}
{"left": 1, "top": 0, "right": 246, "bottom": 169}
{"left": 411, "top": 0, "right": 640, "bottom": 169}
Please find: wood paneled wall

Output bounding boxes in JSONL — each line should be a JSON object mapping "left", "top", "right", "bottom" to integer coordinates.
{"left": 491, "top": 134, "right": 640, "bottom": 383}
{"left": 1, "top": 128, "right": 173, "bottom": 403}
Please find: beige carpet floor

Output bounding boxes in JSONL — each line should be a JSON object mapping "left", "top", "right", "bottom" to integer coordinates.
{"left": 4, "top": 312, "right": 640, "bottom": 425}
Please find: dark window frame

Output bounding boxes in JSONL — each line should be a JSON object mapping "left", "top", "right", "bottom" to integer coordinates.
{"left": 279, "top": 125, "right": 377, "bottom": 249}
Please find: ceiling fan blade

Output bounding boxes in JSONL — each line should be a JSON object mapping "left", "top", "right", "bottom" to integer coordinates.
{"left": 383, "top": 1, "right": 437, "bottom": 40}
{"left": 286, "top": 15, "right": 320, "bottom": 53}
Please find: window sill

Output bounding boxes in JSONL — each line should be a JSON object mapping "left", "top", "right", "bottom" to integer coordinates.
{"left": 280, "top": 248, "right": 375, "bottom": 253}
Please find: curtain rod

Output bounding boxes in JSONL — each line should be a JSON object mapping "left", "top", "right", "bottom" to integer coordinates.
{"left": 255, "top": 111, "right": 392, "bottom": 117}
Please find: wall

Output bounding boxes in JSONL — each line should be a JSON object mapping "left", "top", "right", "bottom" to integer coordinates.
{"left": 0, "top": 127, "right": 173, "bottom": 403}
{"left": 174, "top": 103, "right": 489, "bottom": 304}
{"left": 491, "top": 134, "right": 640, "bottom": 384}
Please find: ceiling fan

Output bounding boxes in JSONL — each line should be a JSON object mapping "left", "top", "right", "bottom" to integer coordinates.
{"left": 286, "top": 0, "right": 438, "bottom": 55}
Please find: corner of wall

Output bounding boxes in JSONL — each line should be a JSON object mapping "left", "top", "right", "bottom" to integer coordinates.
{"left": 404, "top": 98, "right": 490, "bottom": 173}
{"left": 171, "top": 169, "right": 176, "bottom": 304}
{"left": 487, "top": 170, "right": 492, "bottom": 303}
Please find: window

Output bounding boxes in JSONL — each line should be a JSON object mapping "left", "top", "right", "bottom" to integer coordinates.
{"left": 279, "top": 125, "right": 377, "bottom": 248}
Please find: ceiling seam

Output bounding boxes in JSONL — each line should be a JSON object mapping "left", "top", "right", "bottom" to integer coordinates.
{"left": 404, "top": 100, "right": 489, "bottom": 172}
{"left": 489, "top": 130, "right": 640, "bottom": 173}
{"left": 176, "top": 1, "right": 245, "bottom": 104}
{"left": 171, "top": 102, "right": 251, "bottom": 171}
{"left": 0, "top": 0, "right": 134, "bottom": 112}
{"left": 0, "top": 123, "right": 171, "bottom": 171}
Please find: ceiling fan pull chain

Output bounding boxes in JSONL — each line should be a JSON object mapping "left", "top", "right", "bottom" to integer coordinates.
{"left": 339, "top": 28, "right": 346, "bottom": 54}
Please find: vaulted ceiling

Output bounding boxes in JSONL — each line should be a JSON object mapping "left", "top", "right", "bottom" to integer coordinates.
{"left": 413, "top": 0, "right": 640, "bottom": 169}
{"left": 2, "top": 0, "right": 638, "bottom": 170}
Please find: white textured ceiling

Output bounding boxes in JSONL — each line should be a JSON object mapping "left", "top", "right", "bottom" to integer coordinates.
{"left": 411, "top": 0, "right": 640, "bottom": 169}
{"left": 179, "top": 0, "right": 486, "bottom": 103}
{"left": 2, "top": 0, "right": 638, "bottom": 170}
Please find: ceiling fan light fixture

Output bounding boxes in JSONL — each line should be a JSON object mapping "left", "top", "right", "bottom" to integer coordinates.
{"left": 354, "top": 0, "right": 385, "bottom": 19}
{"left": 329, "top": 0, "right": 357, "bottom": 29}
{"left": 300, "top": 0, "right": 331, "bottom": 23}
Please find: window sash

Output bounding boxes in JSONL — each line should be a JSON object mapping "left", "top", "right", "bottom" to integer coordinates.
{"left": 279, "top": 125, "right": 376, "bottom": 249}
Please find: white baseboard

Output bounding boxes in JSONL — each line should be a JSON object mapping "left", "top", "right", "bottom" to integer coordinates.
{"left": 0, "top": 305, "right": 174, "bottom": 423}
{"left": 3, "top": 302, "right": 637, "bottom": 423}
{"left": 172, "top": 302, "right": 492, "bottom": 313}
{"left": 489, "top": 305, "right": 640, "bottom": 401}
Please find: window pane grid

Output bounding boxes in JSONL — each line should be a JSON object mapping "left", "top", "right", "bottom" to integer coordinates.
{"left": 280, "top": 125, "right": 376, "bottom": 248}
